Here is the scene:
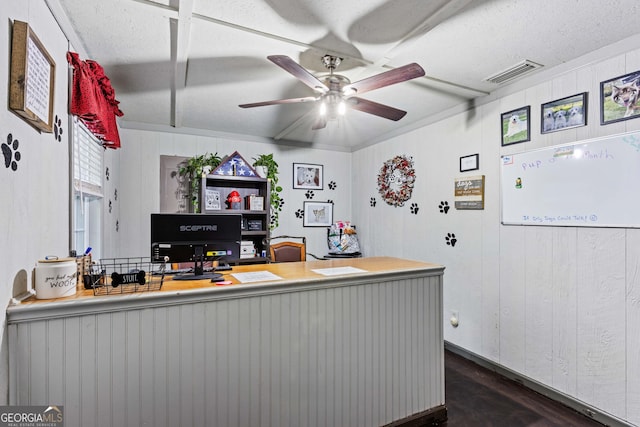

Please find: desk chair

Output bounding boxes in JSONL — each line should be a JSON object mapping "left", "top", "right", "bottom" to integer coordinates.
{"left": 267, "top": 235, "right": 306, "bottom": 263}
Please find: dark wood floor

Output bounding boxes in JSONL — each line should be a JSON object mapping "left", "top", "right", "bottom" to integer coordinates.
{"left": 441, "top": 350, "right": 604, "bottom": 427}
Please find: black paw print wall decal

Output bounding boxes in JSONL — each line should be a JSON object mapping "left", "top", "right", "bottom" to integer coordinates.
{"left": 445, "top": 233, "right": 457, "bottom": 247}
{"left": 327, "top": 199, "right": 333, "bottom": 204}
{"left": 114, "top": 188, "right": 118, "bottom": 201}
{"left": 115, "top": 220, "right": 119, "bottom": 232}
{"left": 109, "top": 200, "right": 113, "bottom": 213}
{"left": 105, "top": 167, "right": 110, "bottom": 181}
{"left": 2, "top": 134, "right": 21, "bottom": 171}
{"left": 53, "top": 115, "right": 63, "bottom": 142}
{"left": 305, "top": 190, "right": 315, "bottom": 199}
{"left": 370, "top": 197, "right": 377, "bottom": 207}
{"left": 410, "top": 203, "right": 419, "bottom": 214}
{"left": 439, "top": 201, "right": 450, "bottom": 214}
{"left": 295, "top": 208, "right": 304, "bottom": 219}
{"left": 328, "top": 181, "right": 337, "bottom": 190}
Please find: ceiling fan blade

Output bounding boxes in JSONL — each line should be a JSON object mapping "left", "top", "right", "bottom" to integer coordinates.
{"left": 348, "top": 97, "right": 407, "bottom": 121}
{"left": 311, "top": 115, "right": 327, "bottom": 130}
{"left": 239, "top": 96, "right": 318, "bottom": 108}
{"left": 343, "top": 63, "right": 425, "bottom": 96}
{"left": 268, "top": 55, "right": 329, "bottom": 93}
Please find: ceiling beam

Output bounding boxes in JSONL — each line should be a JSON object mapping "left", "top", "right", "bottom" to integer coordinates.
{"left": 169, "top": 0, "right": 194, "bottom": 128}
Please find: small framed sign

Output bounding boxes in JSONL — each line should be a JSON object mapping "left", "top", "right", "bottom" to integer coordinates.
{"left": 459, "top": 154, "right": 479, "bottom": 172}
{"left": 454, "top": 175, "right": 485, "bottom": 210}
{"left": 204, "top": 188, "right": 221, "bottom": 210}
{"left": 9, "top": 21, "right": 56, "bottom": 133}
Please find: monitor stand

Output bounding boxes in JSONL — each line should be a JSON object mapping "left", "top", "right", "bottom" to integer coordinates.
{"left": 171, "top": 250, "right": 224, "bottom": 281}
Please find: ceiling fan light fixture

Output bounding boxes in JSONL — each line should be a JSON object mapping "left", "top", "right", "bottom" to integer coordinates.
{"left": 337, "top": 100, "right": 346, "bottom": 116}
{"left": 319, "top": 101, "right": 327, "bottom": 116}
{"left": 342, "top": 87, "right": 357, "bottom": 97}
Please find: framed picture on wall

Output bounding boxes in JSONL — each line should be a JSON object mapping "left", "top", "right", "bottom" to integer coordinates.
{"left": 459, "top": 154, "right": 479, "bottom": 172}
{"left": 600, "top": 70, "right": 640, "bottom": 125}
{"left": 303, "top": 201, "right": 333, "bottom": 227}
{"left": 541, "top": 92, "right": 587, "bottom": 133}
{"left": 293, "top": 163, "right": 323, "bottom": 189}
{"left": 501, "top": 106, "right": 530, "bottom": 146}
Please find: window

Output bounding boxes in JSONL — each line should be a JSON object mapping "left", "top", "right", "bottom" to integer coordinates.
{"left": 72, "top": 117, "right": 103, "bottom": 259}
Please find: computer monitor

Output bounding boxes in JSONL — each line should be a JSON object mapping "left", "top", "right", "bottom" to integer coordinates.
{"left": 151, "top": 213, "right": 241, "bottom": 281}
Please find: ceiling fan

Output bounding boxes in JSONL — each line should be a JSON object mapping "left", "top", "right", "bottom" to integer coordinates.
{"left": 239, "top": 55, "right": 425, "bottom": 130}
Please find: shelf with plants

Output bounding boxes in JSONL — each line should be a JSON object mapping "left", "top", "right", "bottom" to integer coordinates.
{"left": 200, "top": 174, "right": 270, "bottom": 264}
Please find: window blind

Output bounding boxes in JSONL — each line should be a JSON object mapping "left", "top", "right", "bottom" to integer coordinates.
{"left": 73, "top": 117, "right": 103, "bottom": 196}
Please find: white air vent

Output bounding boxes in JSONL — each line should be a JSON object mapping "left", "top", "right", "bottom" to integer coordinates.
{"left": 484, "top": 60, "right": 543, "bottom": 84}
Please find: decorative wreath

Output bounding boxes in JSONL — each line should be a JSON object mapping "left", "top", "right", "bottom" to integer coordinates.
{"left": 377, "top": 155, "right": 416, "bottom": 207}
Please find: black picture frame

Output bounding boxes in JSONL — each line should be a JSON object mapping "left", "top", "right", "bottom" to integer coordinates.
{"left": 541, "top": 92, "right": 588, "bottom": 134}
{"left": 303, "top": 201, "right": 333, "bottom": 227}
{"left": 459, "top": 154, "right": 479, "bottom": 172}
{"left": 293, "top": 163, "right": 323, "bottom": 189}
{"left": 600, "top": 70, "right": 640, "bottom": 125}
{"left": 501, "top": 106, "right": 530, "bottom": 146}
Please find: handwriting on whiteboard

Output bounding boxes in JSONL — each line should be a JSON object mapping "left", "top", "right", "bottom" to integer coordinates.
{"left": 519, "top": 149, "right": 614, "bottom": 172}
{"left": 520, "top": 214, "right": 599, "bottom": 224}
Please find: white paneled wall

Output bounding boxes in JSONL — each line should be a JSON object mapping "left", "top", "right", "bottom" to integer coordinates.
{"left": 114, "top": 129, "right": 353, "bottom": 260}
{"left": 352, "top": 43, "right": 640, "bottom": 425}
{"left": 8, "top": 273, "right": 443, "bottom": 427}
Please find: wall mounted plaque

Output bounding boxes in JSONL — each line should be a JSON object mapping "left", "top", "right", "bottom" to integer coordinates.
{"left": 9, "top": 20, "right": 55, "bottom": 133}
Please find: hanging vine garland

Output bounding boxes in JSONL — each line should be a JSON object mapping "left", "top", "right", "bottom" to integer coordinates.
{"left": 377, "top": 154, "right": 416, "bottom": 207}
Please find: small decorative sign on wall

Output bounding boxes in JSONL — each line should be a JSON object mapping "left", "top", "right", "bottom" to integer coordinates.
{"left": 9, "top": 21, "right": 55, "bottom": 133}
{"left": 454, "top": 175, "right": 485, "bottom": 210}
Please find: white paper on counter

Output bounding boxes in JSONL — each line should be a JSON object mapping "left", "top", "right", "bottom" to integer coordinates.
{"left": 311, "top": 266, "right": 367, "bottom": 276}
{"left": 231, "top": 271, "right": 283, "bottom": 283}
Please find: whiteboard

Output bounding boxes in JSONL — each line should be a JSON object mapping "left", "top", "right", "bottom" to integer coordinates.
{"left": 501, "top": 131, "right": 640, "bottom": 227}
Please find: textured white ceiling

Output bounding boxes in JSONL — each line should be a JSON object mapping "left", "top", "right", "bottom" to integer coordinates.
{"left": 57, "top": 0, "right": 640, "bottom": 150}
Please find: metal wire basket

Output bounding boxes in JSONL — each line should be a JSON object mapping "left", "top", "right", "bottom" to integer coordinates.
{"left": 84, "top": 257, "right": 165, "bottom": 295}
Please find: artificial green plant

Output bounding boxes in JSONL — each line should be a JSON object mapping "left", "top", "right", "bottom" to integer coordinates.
{"left": 252, "top": 153, "right": 283, "bottom": 230}
{"left": 178, "top": 152, "right": 222, "bottom": 212}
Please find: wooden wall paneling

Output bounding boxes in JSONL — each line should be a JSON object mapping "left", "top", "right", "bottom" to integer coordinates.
{"left": 8, "top": 268, "right": 444, "bottom": 427}
{"left": 479, "top": 101, "right": 502, "bottom": 362}
{"left": 499, "top": 224, "right": 527, "bottom": 372}
{"left": 183, "top": 304, "right": 196, "bottom": 424}
{"left": 214, "top": 299, "right": 232, "bottom": 427}
{"left": 524, "top": 227, "right": 554, "bottom": 383}
{"left": 576, "top": 228, "right": 626, "bottom": 418}
{"left": 47, "top": 321, "right": 65, "bottom": 401}
{"left": 626, "top": 229, "right": 640, "bottom": 425}
{"left": 574, "top": 65, "right": 594, "bottom": 143}
{"left": 29, "top": 321, "right": 47, "bottom": 403}
{"left": 95, "top": 313, "right": 113, "bottom": 425}
{"left": 59, "top": 318, "right": 78, "bottom": 420}
{"left": 124, "top": 310, "right": 142, "bottom": 427}
{"left": 110, "top": 309, "right": 127, "bottom": 427}
{"left": 79, "top": 315, "right": 97, "bottom": 426}
{"left": 551, "top": 227, "right": 578, "bottom": 396}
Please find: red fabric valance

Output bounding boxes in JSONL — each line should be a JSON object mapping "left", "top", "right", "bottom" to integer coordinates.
{"left": 67, "top": 51, "right": 123, "bottom": 149}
